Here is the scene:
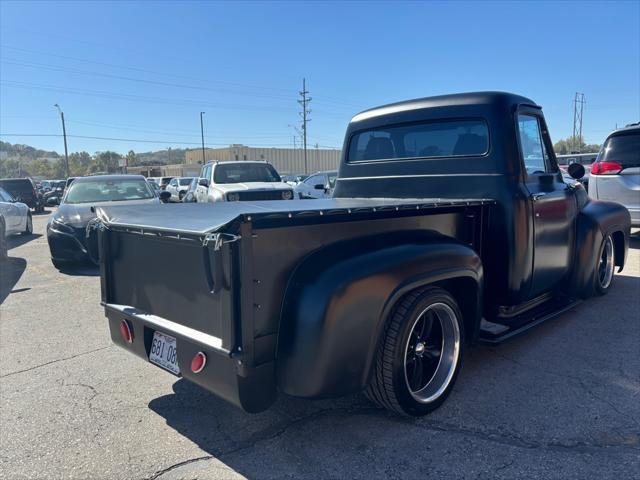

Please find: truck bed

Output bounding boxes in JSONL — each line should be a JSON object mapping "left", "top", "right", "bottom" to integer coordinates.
{"left": 96, "top": 197, "right": 493, "bottom": 411}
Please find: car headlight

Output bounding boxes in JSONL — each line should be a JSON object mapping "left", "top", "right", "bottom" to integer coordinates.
{"left": 51, "top": 218, "right": 74, "bottom": 234}
{"left": 282, "top": 190, "right": 293, "bottom": 200}
{"left": 227, "top": 192, "right": 240, "bottom": 201}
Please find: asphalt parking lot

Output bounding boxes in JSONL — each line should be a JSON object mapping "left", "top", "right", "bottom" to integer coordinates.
{"left": 1, "top": 210, "right": 639, "bottom": 480}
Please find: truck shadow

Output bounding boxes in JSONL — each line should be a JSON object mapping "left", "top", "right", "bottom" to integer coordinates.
{"left": 147, "top": 273, "right": 640, "bottom": 478}
{"left": 0, "top": 257, "right": 27, "bottom": 304}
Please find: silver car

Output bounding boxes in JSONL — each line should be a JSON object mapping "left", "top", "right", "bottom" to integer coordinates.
{"left": 590, "top": 125, "right": 640, "bottom": 227}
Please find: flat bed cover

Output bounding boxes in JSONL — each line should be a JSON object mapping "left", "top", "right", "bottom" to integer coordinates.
{"left": 96, "top": 198, "right": 495, "bottom": 235}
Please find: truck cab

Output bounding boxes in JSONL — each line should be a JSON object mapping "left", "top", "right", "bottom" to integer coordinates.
{"left": 195, "top": 160, "right": 294, "bottom": 202}
{"left": 96, "top": 92, "right": 630, "bottom": 417}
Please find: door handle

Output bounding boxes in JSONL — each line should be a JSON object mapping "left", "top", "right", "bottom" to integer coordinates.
{"left": 531, "top": 192, "right": 547, "bottom": 201}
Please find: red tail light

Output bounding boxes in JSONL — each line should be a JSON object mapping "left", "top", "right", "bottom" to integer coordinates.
{"left": 120, "top": 320, "right": 133, "bottom": 343}
{"left": 591, "top": 161, "right": 622, "bottom": 175}
{"left": 190, "top": 352, "right": 207, "bottom": 373}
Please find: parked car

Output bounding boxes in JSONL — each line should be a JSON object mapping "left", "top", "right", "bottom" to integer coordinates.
{"left": 149, "top": 177, "right": 174, "bottom": 190}
{"left": 182, "top": 177, "right": 199, "bottom": 203}
{"left": 589, "top": 124, "right": 640, "bottom": 227}
{"left": 165, "top": 177, "right": 194, "bottom": 202}
{"left": 0, "top": 186, "right": 33, "bottom": 259}
{"left": 43, "top": 180, "right": 67, "bottom": 206}
{"left": 93, "top": 92, "right": 629, "bottom": 417}
{"left": 195, "top": 161, "right": 293, "bottom": 202}
{"left": 0, "top": 178, "right": 44, "bottom": 213}
{"left": 294, "top": 170, "right": 337, "bottom": 199}
{"left": 47, "top": 175, "right": 170, "bottom": 269}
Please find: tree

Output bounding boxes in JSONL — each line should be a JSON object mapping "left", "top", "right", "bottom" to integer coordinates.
{"left": 94, "top": 151, "right": 122, "bottom": 173}
{"left": 29, "top": 159, "right": 53, "bottom": 178}
{"left": 553, "top": 136, "right": 601, "bottom": 155}
{"left": 125, "top": 150, "right": 137, "bottom": 167}
{"left": 69, "top": 151, "right": 93, "bottom": 176}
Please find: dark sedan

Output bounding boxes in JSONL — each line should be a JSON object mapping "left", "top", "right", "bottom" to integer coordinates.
{"left": 47, "top": 175, "right": 168, "bottom": 269}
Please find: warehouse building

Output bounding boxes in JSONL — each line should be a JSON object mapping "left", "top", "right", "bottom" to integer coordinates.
{"left": 184, "top": 144, "right": 342, "bottom": 175}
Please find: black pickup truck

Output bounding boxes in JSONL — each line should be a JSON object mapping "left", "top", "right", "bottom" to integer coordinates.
{"left": 94, "top": 92, "right": 630, "bottom": 416}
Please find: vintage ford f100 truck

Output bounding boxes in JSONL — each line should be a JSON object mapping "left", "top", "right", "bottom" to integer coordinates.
{"left": 94, "top": 92, "right": 630, "bottom": 416}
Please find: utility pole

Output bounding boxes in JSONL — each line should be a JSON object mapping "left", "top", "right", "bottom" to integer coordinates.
{"left": 54, "top": 104, "right": 70, "bottom": 177}
{"left": 298, "top": 78, "right": 312, "bottom": 174}
{"left": 200, "top": 112, "right": 206, "bottom": 164}
{"left": 572, "top": 93, "right": 586, "bottom": 153}
{"left": 167, "top": 147, "right": 172, "bottom": 164}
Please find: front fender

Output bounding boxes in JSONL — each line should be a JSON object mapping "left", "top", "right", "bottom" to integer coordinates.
{"left": 277, "top": 232, "right": 482, "bottom": 399}
{"left": 572, "top": 198, "right": 630, "bottom": 297}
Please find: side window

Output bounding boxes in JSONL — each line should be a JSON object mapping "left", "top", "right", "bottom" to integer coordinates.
{"left": 517, "top": 114, "right": 548, "bottom": 174}
{"left": 201, "top": 164, "right": 212, "bottom": 182}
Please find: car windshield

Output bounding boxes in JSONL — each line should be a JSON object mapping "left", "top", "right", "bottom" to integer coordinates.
{"left": 64, "top": 179, "right": 154, "bottom": 204}
{"left": 179, "top": 178, "right": 193, "bottom": 186}
{"left": 214, "top": 163, "right": 281, "bottom": 184}
{"left": 598, "top": 132, "right": 640, "bottom": 167}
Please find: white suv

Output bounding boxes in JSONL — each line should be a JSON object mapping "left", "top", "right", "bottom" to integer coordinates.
{"left": 195, "top": 161, "right": 294, "bottom": 203}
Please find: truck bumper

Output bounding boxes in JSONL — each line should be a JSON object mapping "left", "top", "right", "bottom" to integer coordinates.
{"left": 104, "top": 303, "right": 276, "bottom": 413}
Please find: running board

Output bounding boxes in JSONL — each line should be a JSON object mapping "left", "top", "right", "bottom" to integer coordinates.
{"left": 478, "top": 297, "right": 581, "bottom": 345}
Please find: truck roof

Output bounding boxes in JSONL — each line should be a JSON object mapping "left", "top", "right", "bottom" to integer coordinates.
{"left": 351, "top": 91, "right": 538, "bottom": 123}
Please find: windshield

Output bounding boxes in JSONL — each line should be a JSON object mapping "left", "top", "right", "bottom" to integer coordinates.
{"left": 213, "top": 163, "right": 281, "bottom": 184}
{"left": 598, "top": 132, "right": 640, "bottom": 167}
{"left": 64, "top": 179, "right": 154, "bottom": 204}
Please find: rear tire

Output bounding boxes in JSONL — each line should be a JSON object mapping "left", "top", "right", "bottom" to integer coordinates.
{"left": 366, "top": 286, "right": 464, "bottom": 416}
{"left": 593, "top": 233, "right": 615, "bottom": 296}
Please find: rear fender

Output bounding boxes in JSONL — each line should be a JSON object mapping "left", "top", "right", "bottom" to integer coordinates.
{"left": 276, "top": 232, "right": 483, "bottom": 398}
{"left": 572, "top": 199, "right": 630, "bottom": 297}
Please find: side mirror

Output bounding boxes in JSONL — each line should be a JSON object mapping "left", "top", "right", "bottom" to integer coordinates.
{"left": 314, "top": 184, "right": 325, "bottom": 190}
{"left": 568, "top": 162, "right": 585, "bottom": 180}
{"left": 159, "top": 191, "right": 171, "bottom": 203}
{"left": 46, "top": 197, "right": 59, "bottom": 206}
{"left": 199, "top": 178, "right": 210, "bottom": 187}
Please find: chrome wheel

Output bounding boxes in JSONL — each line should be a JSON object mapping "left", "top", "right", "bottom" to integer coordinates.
{"left": 598, "top": 235, "right": 614, "bottom": 290}
{"left": 404, "top": 302, "right": 461, "bottom": 404}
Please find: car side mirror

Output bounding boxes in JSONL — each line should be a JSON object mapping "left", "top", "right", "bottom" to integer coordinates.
{"left": 199, "top": 178, "right": 210, "bottom": 187}
{"left": 314, "top": 184, "right": 325, "bottom": 190}
{"left": 46, "top": 197, "right": 59, "bottom": 206}
{"left": 159, "top": 191, "right": 171, "bottom": 203}
{"left": 567, "top": 162, "right": 585, "bottom": 180}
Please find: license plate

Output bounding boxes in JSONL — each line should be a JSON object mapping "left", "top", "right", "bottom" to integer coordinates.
{"left": 149, "top": 331, "right": 180, "bottom": 375}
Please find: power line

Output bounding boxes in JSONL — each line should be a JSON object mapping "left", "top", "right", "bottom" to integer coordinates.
{"left": 0, "top": 133, "right": 340, "bottom": 148}
{"left": 1, "top": 45, "right": 365, "bottom": 109}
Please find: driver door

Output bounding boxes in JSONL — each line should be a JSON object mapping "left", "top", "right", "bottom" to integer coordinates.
{"left": 517, "top": 110, "right": 578, "bottom": 299}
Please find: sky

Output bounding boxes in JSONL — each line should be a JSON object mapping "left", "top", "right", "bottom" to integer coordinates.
{"left": 0, "top": 0, "right": 638, "bottom": 156}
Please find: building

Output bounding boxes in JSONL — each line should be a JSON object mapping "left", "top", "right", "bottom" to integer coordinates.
{"left": 184, "top": 144, "right": 342, "bottom": 175}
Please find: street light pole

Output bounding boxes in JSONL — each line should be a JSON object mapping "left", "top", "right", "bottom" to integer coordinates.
{"left": 54, "top": 104, "right": 70, "bottom": 178}
{"left": 200, "top": 112, "right": 206, "bottom": 164}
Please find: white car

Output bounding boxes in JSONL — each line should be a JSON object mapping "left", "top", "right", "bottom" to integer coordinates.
{"left": 294, "top": 170, "right": 338, "bottom": 199}
{"left": 165, "top": 177, "right": 194, "bottom": 202}
{"left": 195, "top": 161, "right": 294, "bottom": 203}
{"left": 0, "top": 186, "right": 33, "bottom": 259}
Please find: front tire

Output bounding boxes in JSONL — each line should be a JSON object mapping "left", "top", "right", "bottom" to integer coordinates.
{"left": 366, "top": 286, "right": 464, "bottom": 416}
{"left": 22, "top": 213, "right": 33, "bottom": 235}
{"left": 0, "top": 220, "right": 7, "bottom": 260}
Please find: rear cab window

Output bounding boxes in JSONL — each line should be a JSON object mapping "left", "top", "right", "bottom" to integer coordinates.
{"left": 347, "top": 119, "right": 489, "bottom": 163}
